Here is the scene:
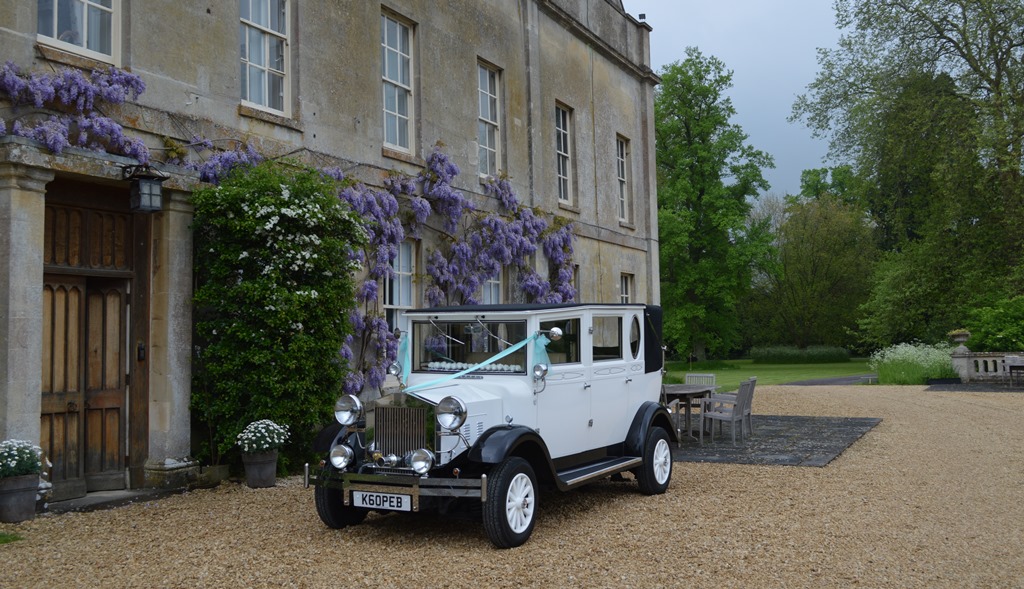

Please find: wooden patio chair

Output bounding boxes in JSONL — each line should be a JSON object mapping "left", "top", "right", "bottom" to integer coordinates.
{"left": 699, "top": 377, "right": 756, "bottom": 446}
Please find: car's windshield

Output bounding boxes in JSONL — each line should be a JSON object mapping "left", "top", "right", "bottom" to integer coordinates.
{"left": 411, "top": 319, "right": 528, "bottom": 373}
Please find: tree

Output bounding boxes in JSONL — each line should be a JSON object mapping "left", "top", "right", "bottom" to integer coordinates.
{"left": 655, "top": 48, "right": 774, "bottom": 359}
{"left": 770, "top": 196, "right": 877, "bottom": 348}
{"left": 792, "top": 0, "right": 1024, "bottom": 346}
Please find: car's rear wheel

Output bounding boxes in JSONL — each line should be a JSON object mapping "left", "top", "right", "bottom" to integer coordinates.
{"left": 636, "top": 427, "right": 672, "bottom": 495}
{"left": 314, "top": 482, "right": 368, "bottom": 529}
{"left": 482, "top": 456, "right": 537, "bottom": 548}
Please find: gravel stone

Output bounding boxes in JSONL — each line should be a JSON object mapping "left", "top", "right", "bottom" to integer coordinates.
{"left": 2, "top": 385, "right": 1023, "bottom": 588}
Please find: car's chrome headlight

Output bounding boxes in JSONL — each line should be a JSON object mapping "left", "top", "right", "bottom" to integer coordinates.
{"left": 436, "top": 396, "right": 467, "bottom": 430}
{"left": 407, "top": 448, "right": 434, "bottom": 475}
{"left": 329, "top": 443, "right": 354, "bottom": 470}
{"left": 334, "top": 394, "right": 362, "bottom": 426}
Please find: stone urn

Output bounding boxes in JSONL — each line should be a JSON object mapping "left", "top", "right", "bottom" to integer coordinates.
{"left": 0, "top": 474, "right": 40, "bottom": 523}
{"left": 241, "top": 450, "right": 278, "bottom": 488}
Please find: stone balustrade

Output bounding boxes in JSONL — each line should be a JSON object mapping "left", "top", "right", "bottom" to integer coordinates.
{"left": 951, "top": 345, "right": 1024, "bottom": 384}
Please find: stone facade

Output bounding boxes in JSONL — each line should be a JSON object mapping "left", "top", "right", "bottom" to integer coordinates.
{"left": 0, "top": 0, "right": 659, "bottom": 494}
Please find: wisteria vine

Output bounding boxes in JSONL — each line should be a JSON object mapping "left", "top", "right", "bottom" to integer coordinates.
{"left": 0, "top": 62, "right": 149, "bottom": 162}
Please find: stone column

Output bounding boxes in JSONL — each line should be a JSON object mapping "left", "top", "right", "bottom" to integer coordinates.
{"left": 951, "top": 344, "right": 972, "bottom": 383}
{"left": 0, "top": 163, "right": 53, "bottom": 441}
{"left": 144, "top": 188, "right": 198, "bottom": 487}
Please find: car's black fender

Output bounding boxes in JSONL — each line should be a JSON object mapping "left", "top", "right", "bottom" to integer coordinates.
{"left": 468, "top": 425, "right": 552, "bottom": 465}
{"left": 624, "top": 401, "right": 678, "bottom": 455}
{"left": 313, "top": 423, "right": 344, "bottom": 453}
{"left": 467, "top": 425, "right": 557, "bottom": 488}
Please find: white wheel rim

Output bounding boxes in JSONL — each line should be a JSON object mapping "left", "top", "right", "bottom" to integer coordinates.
{"left": 653, "top": 438, "right": 672, "bottom": 485}
{"left": 505, "top": 472, "right": 535, "bottom": 534}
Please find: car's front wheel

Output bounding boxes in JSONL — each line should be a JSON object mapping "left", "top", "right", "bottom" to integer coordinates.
{"left": 314, "top": 481, "right": 368, "bottom": 529}
{"left": 635, "top": 427, "right": 672, "bottom": 495}
{"left": 482, "top": 456, "right": 537, "bottom": 548}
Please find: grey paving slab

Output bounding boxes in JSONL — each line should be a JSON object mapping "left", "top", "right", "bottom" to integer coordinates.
{"left": 671, "top": 415, "right": 882, "bottom": 467}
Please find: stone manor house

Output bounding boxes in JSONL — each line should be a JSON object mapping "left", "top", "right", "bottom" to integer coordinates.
{"left": 0, "top": 0, "right": 660, "bottom": 501}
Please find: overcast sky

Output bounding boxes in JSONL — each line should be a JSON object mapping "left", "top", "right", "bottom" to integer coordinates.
{"left": 625, "top": 0, "right": 842, "bottom": 196}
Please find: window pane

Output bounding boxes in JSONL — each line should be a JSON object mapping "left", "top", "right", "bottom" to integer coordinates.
{"left": 270, "top": 37, "right": 284, "bottom": 71}
{"left": 96, "top": 0, "right": 112, "bottom": 7}
{"left": 386, "top": 50, "right": 398, "bottom": 82}
{"left": 398, "top": 117, "right": 408, "bottom": 148}
{"left": 38, "top": 0, "right": 55, "bottom": 36}
{"left": 399, "top": 54, "right": 410, "bottom": 86}
{"left": 386, "top": 18, "right": 397, "bottom": 49}
{"left": 87, "top": 5, "right": 111, "bottom": 55}
{"left": 249, "top": 65, "right": 265, "bottom": 105}
{"left": 385, "top": 113, "right": 397, "bottom": 145}
{"left": 248, "top": 27, "right": 265, "bottom": 65}
{"left": 384, "top": 84, "right": 396, "bottom": 112}
{"left": 270, "top": 0, "right": 285, "bottom": 33}
{"left": 57, "top": 0, "right": 84, "bottom": 46}
{"left": 239, "top": 23, "right": 247, "bottom": 60}
{"left": 269, "top": 73, "right": 284, "bottom": 110}
{"left": 239, "top": 0, "right": 249, "bottom": 21}
{"left": 399, "top": 22, "right": 409, "bottom": 54}
{"left": 396, "top": 89, "right": 407, "bottom": 116}
{"left": 479, "top": 92, "right": 489, "bottom": 120}
{"left": 252, "top": 0, "right": 268, "bottom": 26}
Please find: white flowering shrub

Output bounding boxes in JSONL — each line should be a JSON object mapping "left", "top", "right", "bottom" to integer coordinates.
{"left": 0, "top": 440, "right": 43, "bottom": 478}
{"left": 236, "top": 420, "right": 290, "bottom": 454}
{"left": 191, "top": 162, "right": 366, "bottom": 466}
{"left": 869, "top": 342, "right": 959, "bottom": 384}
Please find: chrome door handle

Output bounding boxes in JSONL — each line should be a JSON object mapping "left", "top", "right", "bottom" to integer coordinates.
{"left": 583, "top": 383, "right": 591, "bottom": 389}
{"left": 625, "top": 378, "right": 633, "bottom": 383}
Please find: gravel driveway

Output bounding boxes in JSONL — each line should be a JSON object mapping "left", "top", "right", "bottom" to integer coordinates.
{"left": 2, "top": 385, "right": 1023, "bottom": 588}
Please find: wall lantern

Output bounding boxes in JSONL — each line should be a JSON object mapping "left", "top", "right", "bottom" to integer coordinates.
{"left": 122, "top": 164, "right": 168, "bottom": 212}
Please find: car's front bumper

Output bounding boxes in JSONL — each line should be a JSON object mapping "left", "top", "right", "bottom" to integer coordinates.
{"left": 305, "top": 463, "right": 487, "bottom": 512}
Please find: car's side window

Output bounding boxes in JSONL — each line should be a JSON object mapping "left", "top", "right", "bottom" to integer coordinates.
{"left": 629, "top": 314, "right": 641, "bottom": 359}
{"left": 540, "top": 318, "right": 581, "bottom": 364}
{"left": 592, "top": 316, "right": 623, "bottom": 362}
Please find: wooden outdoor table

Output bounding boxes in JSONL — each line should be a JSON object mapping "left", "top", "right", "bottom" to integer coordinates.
{"left": 662, "top": 383, "right": 719, "bottom": 446}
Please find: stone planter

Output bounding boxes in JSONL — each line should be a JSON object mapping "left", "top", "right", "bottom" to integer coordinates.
{"left": 0, "top": 474, "right": 40, "bottom": 523}
{"left": 241, "top": 450, "right": 278, "bottom": 488}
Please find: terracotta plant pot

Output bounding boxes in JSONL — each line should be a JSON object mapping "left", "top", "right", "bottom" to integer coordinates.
{"left": 0, "top": 474, "right": 40, "bottom": 523}
{"left": 241, "top": 450, "right": 278, "bottom": 488}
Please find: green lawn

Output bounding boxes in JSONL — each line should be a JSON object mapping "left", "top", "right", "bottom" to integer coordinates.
{"left": 665, "top": 358, "right": 873, "bottom": 392}
{"left": 0, "top": 532, "right": 21, "bottom": 544}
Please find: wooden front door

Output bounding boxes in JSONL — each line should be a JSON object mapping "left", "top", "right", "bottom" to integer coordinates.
{"left": 83, "top": 278, "right": 128, "bottom": 491}
{"left": 41, "top": 275, "right": 87, "bottom": 501}
{"left": 41, "top": 200, "right": 134, "bottom": 501}
{"left": 41, "top": 276, "right": 128, "bottom": 499}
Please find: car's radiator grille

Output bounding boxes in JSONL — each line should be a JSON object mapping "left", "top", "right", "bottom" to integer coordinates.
{"left": 375, "top": 405, "right": 427, "bottom": 455}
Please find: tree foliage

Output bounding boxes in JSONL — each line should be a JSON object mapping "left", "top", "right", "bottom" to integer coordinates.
{"left": 655, "top": 48, "right": 774, "bottom": 359}
{"left": 792, "top": 0, "right": 1024, "bottom": 347}
{"left": 755, "top": 195, "right": 876, "bottom": 349}
{"left": 965, "top": 296, "right": 1024, "bottom": 352}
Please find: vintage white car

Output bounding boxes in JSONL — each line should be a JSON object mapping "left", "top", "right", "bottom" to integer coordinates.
{"left": 307, "top": 303, "right": 675, "bottom": 548}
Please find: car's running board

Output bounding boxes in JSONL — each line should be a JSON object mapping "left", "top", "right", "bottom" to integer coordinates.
{"left": 556, "top": 456, "right": 643, "bottom": 488}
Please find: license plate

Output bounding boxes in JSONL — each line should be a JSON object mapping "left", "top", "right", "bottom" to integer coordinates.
{"left": 351, "top": 490, "right": 412, "bottom": 511}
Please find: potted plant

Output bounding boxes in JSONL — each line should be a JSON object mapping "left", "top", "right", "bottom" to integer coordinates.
{"left": 0, "top": 440, "right": 43, "bottom": 523}
{"left": 237, "top": 420, "right": 289, "bottom": 488}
